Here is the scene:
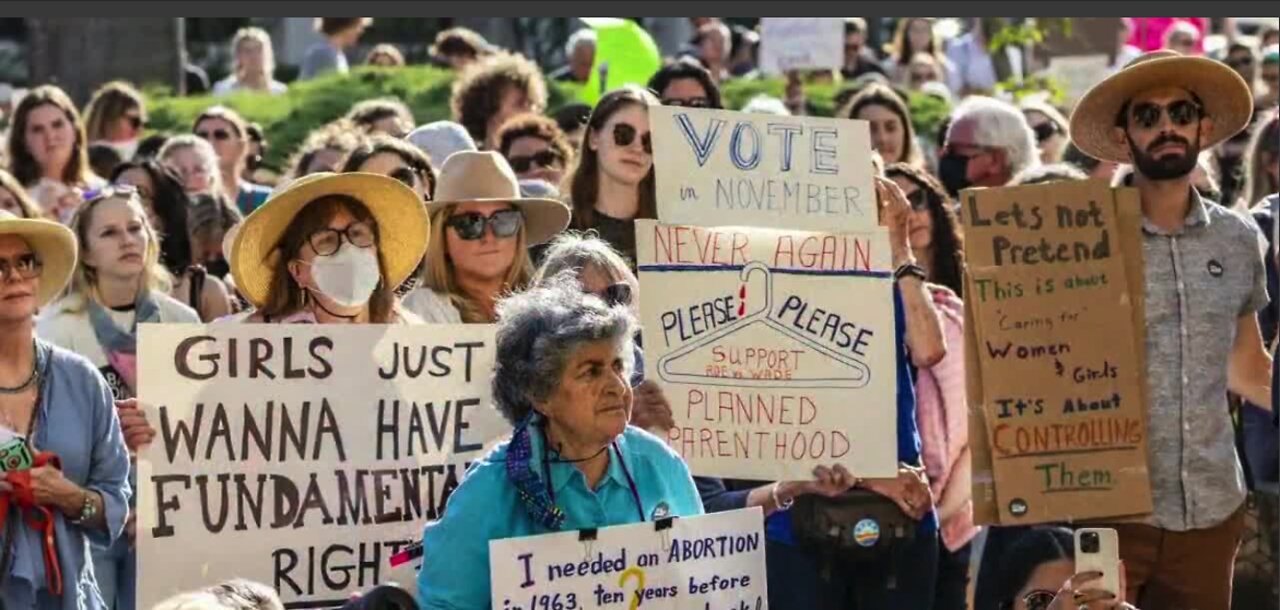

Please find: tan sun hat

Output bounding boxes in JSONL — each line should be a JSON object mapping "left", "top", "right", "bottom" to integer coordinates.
{"left": 427, "top": 151, "right": 570, "bottom": 245}
{"left": 0, "top": 210, "right": 77, "bottom": 308}
{"left": 230, "top": 172, "right": 430, "bottom": 309}
{"left": 1069, "top": 50, "right": 1254, "bottom": 164}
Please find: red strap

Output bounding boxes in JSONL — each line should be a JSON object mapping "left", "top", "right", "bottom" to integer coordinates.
{"left": 2, "top": 451, "right": 65, "bottom": 595}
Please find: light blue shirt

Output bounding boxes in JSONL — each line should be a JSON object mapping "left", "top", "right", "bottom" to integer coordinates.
{"left": 1, "top": 340, "right": 131, "bottom": 610}
{"left": 417, "top": 425, "right": 704, "bottom": 610}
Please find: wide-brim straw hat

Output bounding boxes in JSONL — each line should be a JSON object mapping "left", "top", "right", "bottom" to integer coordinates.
{"left": 0, "top": 210, "right": 77, "bottom": 308}
{"left": 426, "top": 151, "right": 570, "bottom": 246}
{"left": 1069, "top": 50, "right": 1254, "bottom": 164}
{"left": 230, "top": 172, "right": 430, "bottom": 309}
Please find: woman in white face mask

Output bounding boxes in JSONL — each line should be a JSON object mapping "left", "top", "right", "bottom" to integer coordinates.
{"left": 227, "top": 172, "right": 430, "bottom": 324}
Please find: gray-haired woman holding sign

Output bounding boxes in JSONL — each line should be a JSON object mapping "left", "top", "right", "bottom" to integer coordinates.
{"left": 416, "top": 275, "right": 703, "bottom": 609}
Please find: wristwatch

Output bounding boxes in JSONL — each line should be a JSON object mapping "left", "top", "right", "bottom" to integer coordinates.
{"left": 893, "top": 262, "right": 927, "bottom": 283}
{"left": 69, "top": 491, "right": 97, "bottom": 526}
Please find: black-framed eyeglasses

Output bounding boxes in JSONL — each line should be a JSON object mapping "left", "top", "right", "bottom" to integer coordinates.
{"left": 1130, "top": 100, "right": 1204, "bottom": 130}
{"left": 307, "top": 221, "right": 377, "bottom": 256}
{"left": 662, "top": 97, "right": 710, "bottom": 109}
{"left": 594, "top": 282, "right": 633, "bottom": 307}
{"left": 196, "top": 128, "right": 234, "bottom": 142}
{"left": 508, "top": 150, "right": 564, "bottom": 174}
{"left": 0, "top": 253, "right": 42, "bottom": 281}
{"left": 445, "top": 209, "right": 523, "bottom": 241}
{"left": 1033, "top": 122, "right": 1061, "bottom": 144}
{"left": 906, "top": 189, "right": 932, "bottom": 211}
{"left": 612, "top": 123, "right": 653, "bottom": 154}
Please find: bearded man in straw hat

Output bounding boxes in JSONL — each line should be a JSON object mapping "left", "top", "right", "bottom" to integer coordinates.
{"left": 1069, "top": 50, "right": 1273, "bottom": 610}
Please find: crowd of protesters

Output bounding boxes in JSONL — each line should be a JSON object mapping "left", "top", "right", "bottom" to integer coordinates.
{"left": 0, "top": 14, "right": 1278, "bottom": 610}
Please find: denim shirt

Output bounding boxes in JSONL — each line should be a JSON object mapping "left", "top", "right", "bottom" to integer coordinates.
{"left": 1, "top": 340, "right": 132, "bottom": 610}
{"left": 416, "top": 426, "right": 704, "bottom": 610}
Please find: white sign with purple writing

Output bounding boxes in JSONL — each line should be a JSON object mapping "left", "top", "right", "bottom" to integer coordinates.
{"left": 490, "top": 508, "right": 768, "bottom": 610}
{"left": 759, "top": 18, "right": 844, "bottom": 74}
{"left": 135, "top": 324, "right": 509, "bottom": 610}
{"left": 650, "top": 106, "right": 876, "bottom": 233}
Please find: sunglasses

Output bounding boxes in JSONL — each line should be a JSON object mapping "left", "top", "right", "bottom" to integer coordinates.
{"left": 1227, "top": 56, "right": 1255, "bottom": 68}
{"left": 909, "top": 71, "right": 936, "bottom": 84}
{"left": 508, "top": 150, "right": 564, "bottom": 174}
{"left": 662, "top": 97, "right": 711, "bottom": 108}
{"left": 307, "top": 222, "right": 377, "bottom": 256}
{"left": 1130, "top": 100, "right": 1203, "bottom": 130}
{"left": 83, "top": 183, "right": 139, "bottom": 203}
{"left": 126, "top": 115, "right": 145, "bottom": 130}
{"left": 1019, "top": 590, "right": 1057, "bottom": 610}
{"left": 1033, "top": 122, "right": 1061, "bottom": 144}
{"left": 387, "top": 167, "right": 421, "bottom": 191}
{"left": 196, "top": 128, "right": 234, "bottom": 142}
{"left": 594, "top": 282, "right": 633, "bottom": 307}
{"left": 445, "top": 209, "right": 523, "bottom": 241}
{"left": 906, "top": 189, "right": 932, "bottom": 211}
{"left": 0, "top": 253, "right": 42, "bottom": 281}
{"left": 612, "top": 123, "right": 653, "bottom": 154}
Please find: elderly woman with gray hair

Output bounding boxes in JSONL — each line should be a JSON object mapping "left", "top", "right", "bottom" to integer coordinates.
{"left": 416, "top": 274, "right": 704, "bottom": 609}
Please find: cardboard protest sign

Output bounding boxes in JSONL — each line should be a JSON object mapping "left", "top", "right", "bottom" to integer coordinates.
{"left": 649, "top": 106, "right": 876, "bottom": 233}
{"left": 962, "top": 180, "right": 1151, "bottom": 525}
{"left": 759, "top": 18, "right": 844, "bottom": 75}
{"left": 635, "top": 219, "right": 898, "bottom": 481}
{"left": 136, "top": 324, "right": 509, "bottom": 609}
{"left": 490, "top": 508, "right": 767, "bottom": 610}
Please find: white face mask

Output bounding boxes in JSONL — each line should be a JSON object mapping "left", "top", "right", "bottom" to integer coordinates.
{"left": 306, "top": 242, "right": 381, "bottom": 308}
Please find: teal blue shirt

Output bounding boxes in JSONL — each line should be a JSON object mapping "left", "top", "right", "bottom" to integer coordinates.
{"left": 417, "top": 426, "right": 704, "bottom": 609}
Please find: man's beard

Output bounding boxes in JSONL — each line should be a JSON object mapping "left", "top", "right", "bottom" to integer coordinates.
{"left": 1128, "top": 132, "right": 1200, "bottom": 181}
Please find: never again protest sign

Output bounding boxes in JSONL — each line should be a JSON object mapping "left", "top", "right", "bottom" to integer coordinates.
{"left": 136, "top": 324, "right": 509, "bottom": 609}
{"left": 649, "top": 106, "right": 876, "bottom": 233}
{"left": 490, "top": 508, "right": 767, "bottom": 610}
{"left": 636, "top": 219, "right": 898, "bottom": 480}
{"left": 962, "top": 180, "right": 1152, "bottom": 525}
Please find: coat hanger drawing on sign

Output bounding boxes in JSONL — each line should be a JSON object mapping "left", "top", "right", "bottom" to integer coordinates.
{"left": 657, "top": 262, "right": 873, "bottom": 389}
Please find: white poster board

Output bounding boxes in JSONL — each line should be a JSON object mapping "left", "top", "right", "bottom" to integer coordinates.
{"left": 759, "top": 18, "right": 844, "bottom": 75}
{"left": 636, "top": 219, "right": 899, "bottom": 480}
{"left": 649, "top": 106, "right": 877, "bottom": 234}
{"left": 136, "top": 324, "right": 510, "bottom": 609}
{"left": 490, "top": 508, "right": 768, "bottom": 610}
{"left": 1044, "top": 54, "right": 1111, "bottom": 110}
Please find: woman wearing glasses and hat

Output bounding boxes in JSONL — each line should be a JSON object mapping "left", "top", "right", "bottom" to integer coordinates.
{"left": 228, "top": 172, "right": 430, "bottom": 324}
{"left": 0, "top": 211, "right": 131, "bottom": 610}
{"left": 403, "top": 151, "right": 570, "bottom": 324}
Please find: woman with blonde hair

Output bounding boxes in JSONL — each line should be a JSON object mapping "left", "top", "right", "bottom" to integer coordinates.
{"left": 403, "top": 151, "right": 569, "bottom": 323}
{"left": 212, "top": 27, "right": 288, "bottom": 96}
{"left": 83, "top": 81, "right": 147, "bottom": 162}
{"left": 229, "top": 172, "right": 428, "bottom": 324}
{"left": 36, "top": 186, "right": 200, "bottom": 610}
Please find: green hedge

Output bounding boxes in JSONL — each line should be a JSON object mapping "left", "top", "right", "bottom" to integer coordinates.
{"left": 145, "top": 66, "right": 951, "bottom": 171}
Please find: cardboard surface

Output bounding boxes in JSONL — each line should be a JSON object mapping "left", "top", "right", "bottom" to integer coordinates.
{"left": 635, "top": 219, "right": 899, "bottom": 480}
{"left": 649, "top": 106, "right": 876, "bottom": 234}
{"left": 136, "top": 324, "right": 509, "bottom": 609}
{"left": 962, "top": 180, "right": 1151, "bottom": 525}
